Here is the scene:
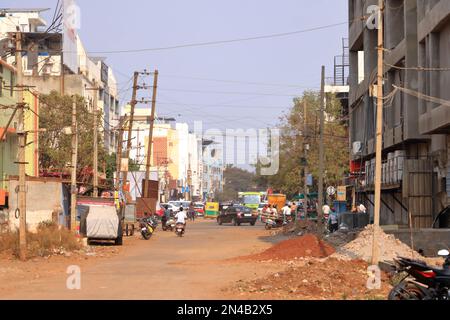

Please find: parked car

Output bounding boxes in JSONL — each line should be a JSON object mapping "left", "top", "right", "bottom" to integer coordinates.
{"left": 217, "top": 205, "right": 257, "bottom": 226}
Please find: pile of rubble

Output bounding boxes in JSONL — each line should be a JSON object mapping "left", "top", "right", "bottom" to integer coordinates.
{"left": 331, "top": 225, "right": 422, "bottom": 263}
{"left": 229, "top": 258, "right": 391, "bottom": 300}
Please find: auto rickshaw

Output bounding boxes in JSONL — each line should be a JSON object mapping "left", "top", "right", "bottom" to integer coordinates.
{"left": 204, "top": 202, "right": 219, "bottom": 219}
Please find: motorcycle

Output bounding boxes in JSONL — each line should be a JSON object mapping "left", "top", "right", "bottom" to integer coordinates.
{"left": 162, "top": 217, "right": 176, "bottom": 232}
{"left": 388, "top": 249, "right": 450, "bottom": 300}
{"left": 265, "top": 217, "right": 287, "bottom": 230}
{"left": 175, "top": 222, "right": 185, "bottom": 237}
{"left": 140, "top": 216, "right": 159, "bottom": 240}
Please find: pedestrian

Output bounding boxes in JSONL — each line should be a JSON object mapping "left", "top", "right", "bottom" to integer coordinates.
{"left": 189, "top": 202, "right": 196, "bottom": 222}
{"left": 328, "top": 210, "right": 339, "bottom": 233}
{"left": 281, "top": 203, "right": 291, "bottom": 223}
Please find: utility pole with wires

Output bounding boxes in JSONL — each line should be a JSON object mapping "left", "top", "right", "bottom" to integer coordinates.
{"left": 303, "top": 99, "right": 309, "bottom": 197}
{"left": 372, "top": 0, "right": 384, "bottom": 266}
{"left": 122, "top": 72, "right": 140, "bottom": 191}
{"left": 317, "top": 65, "right": 326, "bottom": 234}
{"left": 144, "top": 70, "right": 159, "bottom": 196}
{"left": 86, "top": 80, "right": 100, "bottom": 197}
{"left": 70, "top": 95, "right": 78, "bottom": 233}
{"left": 15, "top": 31, "right": 27, "bottom": 261}
{"left": 116, "top": 116, "right": 125, "bottom": 192}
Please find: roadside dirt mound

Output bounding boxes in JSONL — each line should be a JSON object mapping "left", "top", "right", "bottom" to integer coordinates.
{"left": 228, "top": 258, "right": 391, "bottom": 300}
{"left": 331, "top": 225, "right": 422, "bottom": 263}
{"left": 238, "top": 234, "right": 335, "bottom": 261}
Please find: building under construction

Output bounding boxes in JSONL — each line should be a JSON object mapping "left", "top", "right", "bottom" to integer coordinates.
{"left": 348, "top": 0, "right": 450, "bottom": 233}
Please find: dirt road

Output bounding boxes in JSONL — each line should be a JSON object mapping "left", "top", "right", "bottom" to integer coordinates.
{"left": 0, "top": 219, "right": 282, "bottom": 300}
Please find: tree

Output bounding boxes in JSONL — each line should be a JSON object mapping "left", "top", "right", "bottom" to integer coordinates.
{"left": 215, "top": 165, "right": 258, "bottom": 202}
{"left": 39, "top": 91, "right": 107, "bottom": 174}
{"left": 255, "top": 91, "right": 349, "bottom": 198}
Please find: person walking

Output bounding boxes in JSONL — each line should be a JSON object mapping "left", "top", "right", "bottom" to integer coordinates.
{"left": 328, "top": 210, "right": 339, "bottom": 233}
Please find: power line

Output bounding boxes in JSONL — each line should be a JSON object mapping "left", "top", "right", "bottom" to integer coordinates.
{"left": 385, "top": 63, "right": 450, "bottom": 72}
{"left": 159, "top": 74, "right": 319, "bottom": 88}
{"left": 157, "top": 88, "right": 303, "bottom": 97}
{"left": 85, "top": 21, "right": 348, "bottom": 54}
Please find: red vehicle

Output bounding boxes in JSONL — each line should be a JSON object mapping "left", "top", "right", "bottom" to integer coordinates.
{"left": 194, "top": 203, "right": 205, "bottom": 216}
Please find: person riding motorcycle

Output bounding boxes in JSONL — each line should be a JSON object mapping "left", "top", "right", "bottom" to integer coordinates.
{"left": 175, "top": 207, "right": 188, "bottom": 226}
{"left": 161, "top": 205, "right": 171, "bottom": 229}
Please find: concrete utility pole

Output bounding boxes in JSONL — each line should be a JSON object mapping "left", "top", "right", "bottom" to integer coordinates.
{"left": 318, "top": 66, "right": 326, "bottom": 233}
{"left": 123, "top": 72, "right": 140, "bottom": 190}
{"left": 16, "top": 31, "right": 27, "bottom": 261}
{"left": 70, "top": 95, "right": 78, "bottom": 232}
{"left": 303, "top": 99, "right": 309, "bottom": 197}
{"left": 372, "top": 0, "right": 384, "bottom": 266}
{"left": 144, "top": 70, "right": 159, "bottom": 196}
{"left": 92, "top": 80, "right": 99, "bottom": 198}
{"left": 116, "top": 116, "right": 124, "bottom": 191}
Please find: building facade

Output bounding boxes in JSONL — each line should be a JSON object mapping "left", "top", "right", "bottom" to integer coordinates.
{"left": 0, "top": 8, "right": 120, "bottom": 154}
{"left": 0, "top": 59, "right": 40, "bottom": 207}
{"left": 348, "top": 0, "right": 450, "bottom": 228}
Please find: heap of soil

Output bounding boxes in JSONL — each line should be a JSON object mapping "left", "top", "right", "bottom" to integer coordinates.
{"left": 241, "top": 234, "right": 335, "bottom": 261}
{"left": 228, "top": 258, "right": 391, "bottom": 300}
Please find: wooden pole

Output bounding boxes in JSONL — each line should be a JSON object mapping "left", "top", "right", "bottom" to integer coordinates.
{"left": 318, "top": 65, "right": 326, "bottom": 233}
{"left": 16, "top": 31, "right": 27, "bottom": 261}
{"left": 304, "top": 99, "right": 309, "bottom": 197}
{"left": 144, "top": 70, "right": 159, "bottom": 196}
{"left": 372, "top": 0, "right": 384, "bottom": 265}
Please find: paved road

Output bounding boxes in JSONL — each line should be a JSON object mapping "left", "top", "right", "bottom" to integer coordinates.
{"left": 1, "top": 219, "right": 277, "bottom": 300}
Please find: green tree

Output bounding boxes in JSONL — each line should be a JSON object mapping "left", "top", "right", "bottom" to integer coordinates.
{"left": 255, "top": 91, "right": 349, "bottom": 198}
{"left": 215, "top": 165, "right": 258, "bottom": 202}
{"left": 39, "top": 91, "right": 107, "bottom": 174}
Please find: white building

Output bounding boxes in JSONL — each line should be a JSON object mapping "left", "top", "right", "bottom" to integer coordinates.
{"left": 0, "top": 7, "right": 120, "bottom": 153}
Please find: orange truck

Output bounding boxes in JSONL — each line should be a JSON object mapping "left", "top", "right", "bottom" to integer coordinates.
{"left": 267, "top": 194, "right": 287, "bottom": 211}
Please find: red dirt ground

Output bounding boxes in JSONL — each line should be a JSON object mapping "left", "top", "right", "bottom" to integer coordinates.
{"left": 236, "top": 234, "right": 336, "bottom": 261}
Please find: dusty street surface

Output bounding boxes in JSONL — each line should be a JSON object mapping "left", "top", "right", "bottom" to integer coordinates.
{"left": 0, "top": 219, "right": 284, "bottom": 300}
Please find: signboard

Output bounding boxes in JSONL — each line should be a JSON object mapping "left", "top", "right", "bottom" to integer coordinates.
{"left": 337, "top": 186, "right": 346, "bottom": 202}
{"left": 306, "top": 174, "right": 313, "bottom": 186}
{"left": 63, "top": 0, "right": 80, "bottom": 74}
{"left": 327, "top": 186, "right": 336, "bottom": 196}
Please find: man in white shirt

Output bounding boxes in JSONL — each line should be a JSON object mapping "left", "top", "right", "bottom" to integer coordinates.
{"left": 322, "top": 204, "right": 331, "bottom": 221}
{"left": 175, "top": 207, "right": 188, "bottom": 225}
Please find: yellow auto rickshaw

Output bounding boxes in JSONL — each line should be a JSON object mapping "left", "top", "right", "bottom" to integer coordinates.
{"left": 204, "top": 202, "right": 219, "bottom": 219}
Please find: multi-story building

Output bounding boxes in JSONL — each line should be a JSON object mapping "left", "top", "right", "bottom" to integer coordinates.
{"left": 0, "top": 59, "right": 40, "bottom": 207}
{"left": 348, "top": 0, "right": 450, "bottom": 228}
{"left": 0, "top": 8, "right": 120, "bottom": 154}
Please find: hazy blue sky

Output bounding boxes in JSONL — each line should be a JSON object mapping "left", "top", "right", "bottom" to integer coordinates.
{"left": 3, "top": 0, "right": 348, "bottom": 131}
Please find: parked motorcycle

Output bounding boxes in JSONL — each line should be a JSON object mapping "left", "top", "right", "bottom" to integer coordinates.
{"left": 388, "top": 249, "right": 450, "bottom": 300}
{"left": 175, "top": 222, "right": 185, "bottom": 237}
{"left": 140, "top": 216, "right": 159, "bottom": 240}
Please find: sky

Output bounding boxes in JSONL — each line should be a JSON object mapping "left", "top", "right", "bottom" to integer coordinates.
{"left": 2, "top": 0, "right": 348, "bottom": 131}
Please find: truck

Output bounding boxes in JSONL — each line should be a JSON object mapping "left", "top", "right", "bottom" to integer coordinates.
{"left": 77, "top": 197, "right": 123, "bottom": 246}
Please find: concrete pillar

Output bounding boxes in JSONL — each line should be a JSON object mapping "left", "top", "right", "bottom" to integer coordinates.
{"left": 404, "top": 0, "right": 420, "bottom": 139}
{"left": 363, "top": 28, "right": 377, "bottom": 81}
{"left": 385, "top": 0, "right": 405, "bottom": 50}
{"left": 349, "top": 50, "right": 359, "bottom": 89}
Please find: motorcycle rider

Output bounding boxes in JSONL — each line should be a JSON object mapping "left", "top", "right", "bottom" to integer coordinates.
{"left": 175, "top": 207, "right": 188, "bottom": 227}
{"left": 161, "top": 205, "right": 171, "bottom": 229}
